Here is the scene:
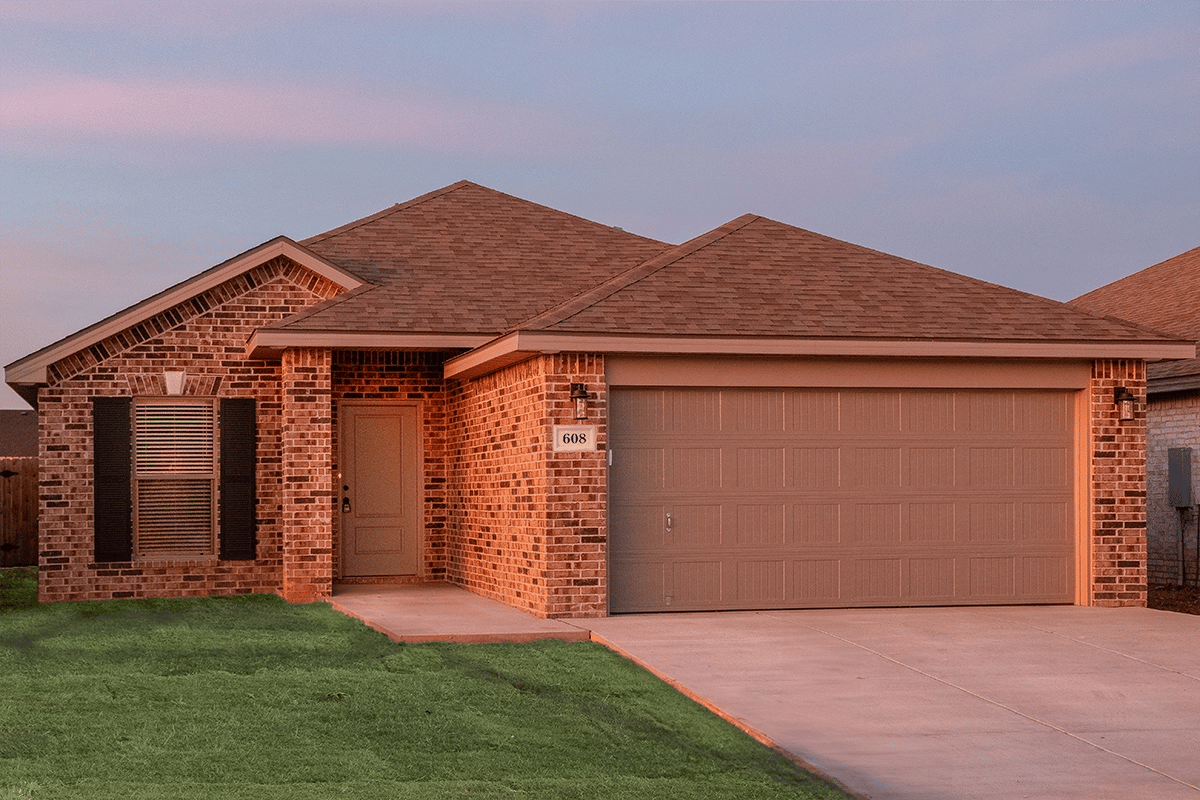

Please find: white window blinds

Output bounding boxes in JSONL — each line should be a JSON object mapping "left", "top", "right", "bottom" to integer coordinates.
{"left": 134, "top": 402, "right": 216, "bottom": 557}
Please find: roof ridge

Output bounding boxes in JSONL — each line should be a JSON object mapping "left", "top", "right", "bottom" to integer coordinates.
{"left": 301, "top": 180, "right": 475, "bottom": 246}
{"left": 511, "top": 214, "right": 760, "bottom": 332}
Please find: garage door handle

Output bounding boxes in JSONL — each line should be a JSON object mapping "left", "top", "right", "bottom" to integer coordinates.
{"left": 665, "top": 513, "right": 673, "bottom": 531}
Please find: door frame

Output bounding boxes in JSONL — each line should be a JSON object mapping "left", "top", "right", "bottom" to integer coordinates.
{"left": 336, "top": 400, "right": 424, "bottom": 579}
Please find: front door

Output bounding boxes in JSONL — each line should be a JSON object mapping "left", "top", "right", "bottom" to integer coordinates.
{"left": 339, "top": 403, "right": 420, "bottom": 576}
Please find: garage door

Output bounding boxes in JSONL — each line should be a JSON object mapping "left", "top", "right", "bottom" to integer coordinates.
{"left": 609, "top": 387, "right": 1076, "bottom": 612}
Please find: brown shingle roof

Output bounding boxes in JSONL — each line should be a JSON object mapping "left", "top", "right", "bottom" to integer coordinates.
{"left": 521, "top": 215, "right": 1173, "bottom": 344}
{"left": 271, "top": 181, "right": 669, "bottom": 335}
{"left": 1070, "top": 246, "right": 1200, "bottom": 384}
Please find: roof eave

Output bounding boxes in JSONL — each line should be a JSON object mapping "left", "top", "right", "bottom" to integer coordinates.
{"left": 4, "top": 237, "right": 365, "bottom": 388}
{"left": 245, "top": 329, "right": 495, "bottom": 360}
{"left": 444, "top": 332, "right": 1198, "bottom": 381}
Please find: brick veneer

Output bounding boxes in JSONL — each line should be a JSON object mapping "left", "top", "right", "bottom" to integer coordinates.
{"left": 331, "top": 350, "right": 452, "bottom": 581}
{"left": 445, "top": 354, "right": 607, "bottom": 618}
{"left": 1088, "top": 359, "right": 1148, "bottom": 606}
{"left": 280, "top": 347, "right": 333, "bottom": 603}
{"left": 1146, "top": 394, "right": 1200, "bottom": 588}
{"left": 36, "top": 258, "right": 342, "bottom": 602}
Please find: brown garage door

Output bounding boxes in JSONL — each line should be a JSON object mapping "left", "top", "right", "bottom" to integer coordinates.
{"left": 609, "top": 387, "right": 1076, "bottom": 613}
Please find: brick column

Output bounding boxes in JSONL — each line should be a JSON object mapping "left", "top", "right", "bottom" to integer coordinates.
{"left": 280, "top": 347, "right": 334, "bottom": 603}
{"left": 1089, "top": 359, "right": 1148, "bottom": 606}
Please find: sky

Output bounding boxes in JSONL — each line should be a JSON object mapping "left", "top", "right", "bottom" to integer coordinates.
{"left": 1, "top": 1, "right": 1198, "bottom": 409}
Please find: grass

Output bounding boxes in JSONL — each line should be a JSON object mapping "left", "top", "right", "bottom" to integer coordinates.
{"left": 0, "top": 567, "right": 850, "bottom": 799}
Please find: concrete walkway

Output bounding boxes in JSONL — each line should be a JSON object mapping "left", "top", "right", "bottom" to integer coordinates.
{"left": 330, "top": 584, "right": 1200, "bottom": 800}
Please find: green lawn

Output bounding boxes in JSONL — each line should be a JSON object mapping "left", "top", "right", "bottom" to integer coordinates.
{"left": 0, "top": 567, "right": 851, "bottom": 799}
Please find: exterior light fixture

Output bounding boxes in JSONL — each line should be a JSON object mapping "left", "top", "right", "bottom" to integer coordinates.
{"left": 570, "top": 383, "right": 591, "bottom": 420}
{"left": 1114, "top": 387, "right": 1136, "bottom": 422}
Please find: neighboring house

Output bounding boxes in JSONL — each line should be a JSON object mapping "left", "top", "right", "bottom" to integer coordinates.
{"left": 0, "top": 410, "right": 37, "bottom": 457}
{"left": 1071, "top": 247, "right": 1200, "bottom": 589}
{"left": 5, "top": 182, "right": 1194, "bottom": 615}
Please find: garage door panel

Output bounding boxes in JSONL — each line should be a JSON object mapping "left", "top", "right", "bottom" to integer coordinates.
{"left": 736, "top": 560, "right": 786, "bottom": 603}
{"left": 610, "top": 387, "right": 1077, "bottom": 613}
{"left": 610, "top": 503, "right": 667, "bottom": 550}
{"left": 968, "top": 556, "right": 1017, "bottom": 598}
{"left": 791, "top": 503, "right": 841, "bottom": 544}
{"left": 969, "top": 447, "right": 1016, "bottom": 487}
{"left": 611, "top": 448, "right": 664, "bottom": 493}
{"left": 611, "top": 389, "right": 666, "bottom": 431}
{"left": 850, "top": 447, "right": 902, "bottom": 488}
{"left": 672, "top": 504, "right": 723, "bottom": 547}
{"left": 735, "top": 504, "right": 786, "bottom": 545}
{"left": 789, "top": 447, "right": 840, "bottom": 489}
{"left": 1021, "top": 447, "right": 1070, "bottom": 487}
{"left": 907, "top": 502, "right": 957, "bottom": 543}
{"left": 843, "top": 391, "right": 902, "bottom": 433}
{"left": 728, "top": 389, "right": 785, "bottom": 432}
{"left": 1022, "top": 555, "right": 1071, "bottom": 597}
{"left": 1015, "top": 392, "right": 1070, "bottom": 433}
{"left": 793, "top": 559, "right": 841, "bottom": 601}
{"left": 965, "top": 393, "right": 1015, "bottom": 432}
{"left": 735, "top": 447, "right": 786, "bottom": 489}
{"left": 1021, "top": 502, "right": 1070, "bottom": 543}
{"left": 968, "top": 503, "right": 1016, "bottom": 542}
{"left": 904, "top": 391, "right": 957, "bottom": 433}
{"left": 610, "top": 561, "right": 665, "bottom": 610}
{"left": 670, "top": 561, "right": 723, "bottom": 606}
{"left": 908, "top": 447, "right": 957, "bottom": 489}
{"left": 670, "top": 390, "right": 721, "bottom": 432}
{"left": 670, "top": 447, "right": 722, "bottom": 490}
{"left": 850, "top": 558, "right": 904, "bottom": 601}
{"left": 787, "top": 390, "right": 840, "bottom": 432}
{"left": 908, "top": 557, "right": 957, "bottom": 600}
{"left": 849, "top": 503, "right": 902, "bottom": 545}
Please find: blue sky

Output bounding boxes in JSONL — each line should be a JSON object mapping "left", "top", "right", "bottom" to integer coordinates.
{"left": 2, "top": 1, "right": 1197, "bottom": 408}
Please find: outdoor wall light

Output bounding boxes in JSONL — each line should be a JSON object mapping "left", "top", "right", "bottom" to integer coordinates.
{"left": 1114, "top": 387, "right": 1136, "bottom": 422}
{"left": 570, "top": 383, "right": 591, "bottom": 420}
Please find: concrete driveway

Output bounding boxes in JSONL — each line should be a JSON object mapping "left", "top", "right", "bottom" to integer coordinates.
{"left": 587, "top": 606, "right": 1200, "bottom": 800}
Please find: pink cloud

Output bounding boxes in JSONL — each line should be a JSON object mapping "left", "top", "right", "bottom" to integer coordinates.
{"left": 0, "top": 72, "right": 581, "bottom": 156}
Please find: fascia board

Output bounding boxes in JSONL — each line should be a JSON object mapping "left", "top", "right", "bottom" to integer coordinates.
{"left": 444, "top": 332, "right": 1198, "bottom": 380}
{"left": 245, "top": 330, "right": 494, "bottom": 359}
{"left": 5, "top": 237, "right": 364, "bottom": 386}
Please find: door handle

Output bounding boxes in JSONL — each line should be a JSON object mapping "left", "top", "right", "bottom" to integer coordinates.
{"left": 342, "top": 486, "right": 351, "bottom": 514}
{"left": 665, "top": 512, "right": 673, "bottom": 532}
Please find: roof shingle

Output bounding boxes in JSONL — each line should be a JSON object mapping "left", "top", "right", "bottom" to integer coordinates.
{"left": 1070, "top": 246, "right": 1200, "bottom": 383}
{"left": 275, "top": 181, "right": 668, "bottom": 335}
{"left": 521, "top": 215, "right": 1174, "bottom": 344}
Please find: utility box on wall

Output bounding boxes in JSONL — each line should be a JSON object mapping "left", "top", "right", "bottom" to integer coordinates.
{"left": 1168, "top": 448, "right": 1194, "bottom": 508}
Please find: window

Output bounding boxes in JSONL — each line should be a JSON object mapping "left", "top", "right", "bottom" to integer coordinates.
{"left": 134, "top": 401, "right": 217, "bottom": 557}
{"left": 92, "top": 396, "right": 256, "bottom": 562}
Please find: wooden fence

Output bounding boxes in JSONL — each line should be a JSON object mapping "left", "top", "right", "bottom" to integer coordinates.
{"left": 1, "top": 457, "right": 37, "bottom": 567}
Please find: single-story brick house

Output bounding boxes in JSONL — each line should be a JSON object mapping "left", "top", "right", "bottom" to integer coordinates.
{"left": 1071, "top": 247, "right": 1200, "bottom": 589}
{"left": 6, "top": 181, "right": 1195, "bottom": 616}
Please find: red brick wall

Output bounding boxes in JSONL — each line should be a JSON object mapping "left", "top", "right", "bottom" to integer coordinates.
{"left": 1089, "top": 359, "right": 1148, "bottom": 606}
{"left": 36, "top": 258, "right": 341, "bottom": 602}
{"left": 331, "top": 350, "right": 451, "bottom": 580}
{"left": 280, "top": 347, "right": 333, "bottom": 603}
{"left": 445, "top": 353, "right": 607, "bottom": 618}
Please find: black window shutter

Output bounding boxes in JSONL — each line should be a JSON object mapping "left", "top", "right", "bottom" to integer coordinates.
{"left": 92, "top": 396, "right": 133, "bottom": 562}
{"left": 219, "top": 398, "right": 257, "bottom": 560}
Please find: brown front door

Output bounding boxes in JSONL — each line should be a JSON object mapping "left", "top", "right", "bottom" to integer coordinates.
{"left": 339, "top": 403, "right": 420, "bottom": 576}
